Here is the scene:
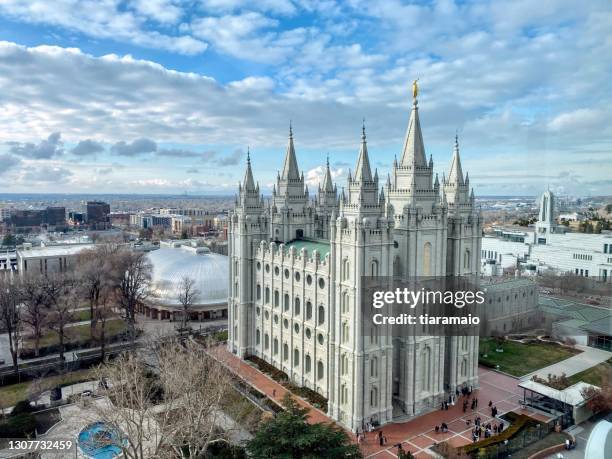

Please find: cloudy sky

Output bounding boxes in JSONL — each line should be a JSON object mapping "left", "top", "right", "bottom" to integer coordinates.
{"left": 0, "top": 0, "right": 610, "bottom": 196}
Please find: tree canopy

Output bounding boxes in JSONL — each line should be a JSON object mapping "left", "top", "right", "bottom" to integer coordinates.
{"left": 246, "top": 394, "right": 362, "bottom": 459}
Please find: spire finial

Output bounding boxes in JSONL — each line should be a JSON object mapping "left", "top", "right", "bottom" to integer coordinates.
{"left": 412, "top": 78, "right": 419, "bottom": 101}
{"left": 361, "top": 118, "right": 366, "bottom": 141}
{"left": 326, "top": 154, "right": 330, "bottom": 167}
{"left": 289, "top": 120, "right": 293, "bottom": 138}
{"left": 247, "top": 146, "right": 251, "bottom": 162}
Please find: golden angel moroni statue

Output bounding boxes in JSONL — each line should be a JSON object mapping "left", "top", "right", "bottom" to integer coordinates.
{"left": 412, "top": 79, "right": 419, "bottom": 99}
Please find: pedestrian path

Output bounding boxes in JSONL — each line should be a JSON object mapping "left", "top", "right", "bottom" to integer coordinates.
{"left": 522, "top": 345, "right": 612, "bottom": 381}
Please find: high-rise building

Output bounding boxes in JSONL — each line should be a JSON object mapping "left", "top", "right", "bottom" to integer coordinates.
{"left": 0, "top": 207, "right": 13, "bottom": 222}
{"left": 228, "top": 85, "right": 482, "bottom": 431}
{"left": 86, "top": 201, "right": 111, "bottom": 229}
{"left": 45, "top": 206, "right": 66, "bottom": 227}
{"left": 10, "top": 209, "right": 45, "bottom": 229}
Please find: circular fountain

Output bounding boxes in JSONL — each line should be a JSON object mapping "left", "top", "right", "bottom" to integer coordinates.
{"left": 77, "top": 422, "right": 124, "bottom": 459}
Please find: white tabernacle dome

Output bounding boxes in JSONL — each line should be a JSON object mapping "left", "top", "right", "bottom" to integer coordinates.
{"left": 147, "top": 245, "right": 229, "bottom": 307}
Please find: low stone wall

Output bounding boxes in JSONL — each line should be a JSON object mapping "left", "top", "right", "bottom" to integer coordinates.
{"left": 527, "top": 432, "right": 574, "bottom": 459}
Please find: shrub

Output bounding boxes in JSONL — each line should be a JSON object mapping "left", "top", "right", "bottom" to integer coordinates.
{"left": 284, "top": 382, "right": 328, "bottom": 412}
{"left": 0, "top": 413, "right": 36, "bottom": 438}
{"left": 246, "top": 356, "right": 289, "bottom": 382}
{"left": 214, "top": 330, "right": 229, "bottom": 342}
{"left": 10, "top": 400, "right": 33, "bottom": 416}
{"left": 246, "top": 355, "right": 328, "bottom": 411}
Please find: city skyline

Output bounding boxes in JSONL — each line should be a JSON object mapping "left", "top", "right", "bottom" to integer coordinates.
{"left": 0, "top": 0, "right": 611, "bottom": 197}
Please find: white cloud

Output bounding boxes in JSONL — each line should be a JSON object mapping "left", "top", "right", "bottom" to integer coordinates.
{"left": 198, "top": 0, "right": 297, "bottom": 15}
{"left": 304, "top": 165, "right": 345, "bottom": 188}
{"left": 190, "top": 12, "right": 298, "bottom": 63}
{"left": 0, "top": 0, "right": 206, "bottom": 54}
{"left": 130, "top": 0, "right": 182, "bottom": 24}
{"left": 128, "top": 178, "right": 209, "bottom": 188}
{"left": 20, "top": 165, "right": 73, "bottom": 183}
{"left": 547, "top": 109, "right": 604, "bottom": 132}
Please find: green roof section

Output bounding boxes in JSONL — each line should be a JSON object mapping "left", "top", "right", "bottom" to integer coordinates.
{"left": 284, "top": 239, "right": 330, "bottom": 257}
{"left": 539, "top": 296, "right": 612, "bottom": 333}
{"left": 555, "top": 318, "right": 589, "bottom": 329}
{"left": 482, "top": 278, "right": 535, "bottom": 290}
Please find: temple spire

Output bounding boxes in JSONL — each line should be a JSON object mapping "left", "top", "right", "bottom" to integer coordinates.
{"left": 322, "top": 154, "right": 334, "bottom": 192}
{"left": 354, "top": 121, "right": 373, "bottom": 182}
{"left": 400, "top": 80, "right": 427, "bottom": 167}
{"left": 243, "top": 147, "right": 256, "bottom": 191}
{"left": 281, "top": 122, "right": 300, "bottom": 180}
{"left": 448, "top": 134, "right": 464, "bottom": 186}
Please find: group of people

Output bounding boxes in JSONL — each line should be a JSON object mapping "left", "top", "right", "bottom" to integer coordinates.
{"left": 459, "top": 385, "right": 474, "bottom": 397}
{"left": 469, "top": 417, "right": 505, "bottom": 442}
{"left": 462, "top": 397, "right": 479, "bottom": 413}
{"left": 355, "top": 428, "right": 387, "bottom": 446}
{"left": 434, "top": 422, "right": 449, "bottom": 433}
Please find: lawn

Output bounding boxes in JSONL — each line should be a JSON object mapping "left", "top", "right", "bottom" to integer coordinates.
{"left": 568, "top": 358, "right": 612, "bottom": 387}
{"left": 0, "top": 369, "right": 95, "bottom": 408}
{"left": 72, "top": 309, "right": 92, "bottom": 322}
{"left": 479, "top": 338, "right": 580, "bottom": 377}
{"left": 24, "top": 319, "right": 127, "bottom": 349}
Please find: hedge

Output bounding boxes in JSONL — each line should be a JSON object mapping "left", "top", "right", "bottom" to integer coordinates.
{"left": 460, "top": 414, "right": 539, "bottom": 454}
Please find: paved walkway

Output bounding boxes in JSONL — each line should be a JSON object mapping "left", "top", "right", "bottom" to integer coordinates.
{"left": 522, "top": 345, "right": 612, "bottom": 382}
{"left": 211, "top": 345, "right": 527, "bottom": 458}
{"left": 545, "top": 417, "right": 599, "bottom": 459}
{"left": 211, "top": 345, "right": 332, "bottom": 426}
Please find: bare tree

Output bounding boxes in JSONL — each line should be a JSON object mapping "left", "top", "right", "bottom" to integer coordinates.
{"left": 78, "top": 243, "right": 122, "bottom": 338}
{"left": 0, "top": 276, "right": 21, "bottom": 375}
{"left": 19, "top": 275, "right": 49, "bottom": 357}
{"left": 95, "top": 283, "right": 116, "bottom": 362}
{"left": 176, "top": 276, "right": 199, "bottom": 332}
{"left": 90, "top": 339, "right": 234, "bottom": 459}
{"left": 115, "top": 251, "right": 152, "bottom": 345}
{"left": 155, "top": 340, "right": 234, "bottom": 458}
{"left": 44, "top": 273, "right": 77, "bottom": 367}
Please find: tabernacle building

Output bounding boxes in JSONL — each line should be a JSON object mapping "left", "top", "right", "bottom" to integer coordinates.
{"left": 228, "top": 83, "right": 482, "bottom": 431}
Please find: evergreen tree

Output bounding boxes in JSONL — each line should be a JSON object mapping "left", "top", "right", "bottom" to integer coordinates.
{"left": 247, "top": 394, "right": 362, "bottom": 459}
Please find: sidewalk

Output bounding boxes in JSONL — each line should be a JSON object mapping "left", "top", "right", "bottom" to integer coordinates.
{"left": 522, "top": 345, "right": 612, "bottom": 381}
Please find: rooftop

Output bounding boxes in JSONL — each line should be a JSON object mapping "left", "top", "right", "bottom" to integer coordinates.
{"left": 539, "top": 296, "right": 612, "bottom": 337}
{"left": 17, "top": 243, "right": 95, "bottom": 258}
{"left": 519, "top": 379, "right": 599, "bottom": 407}
{"left": 147, "top": 246, "right": 228, "bottom": 305}
{"left": 480, "top": 277, "right": 536, "bottom": 290}
{"left": 284, "top": 239, "right": 330, "bottom": 257}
